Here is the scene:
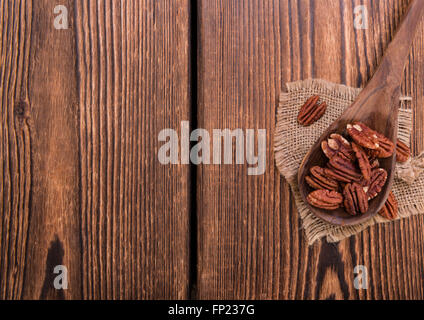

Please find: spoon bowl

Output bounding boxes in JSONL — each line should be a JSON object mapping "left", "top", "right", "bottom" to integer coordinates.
{"left": 298, "top": 92, "right": 397, "bottom": 226}
{"left": 298, "top": 0, "right": 424, "bottom": 226}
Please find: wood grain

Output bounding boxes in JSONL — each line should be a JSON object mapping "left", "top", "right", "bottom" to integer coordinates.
{"left": 0, "top": 0, "right": 81, "bottom": 300}
{"left": 74, "top": 0, "right": 191, "bottom": 299}
{"left": 23, "top": 0, "right": 81, "bottom": 300}
{"left": 0, "top": 0, "right": 191, "bottom": 299}
{"left": 196, "top": 0, "right": 424, "bottom": 299}
{"left": 0, "top": 0, "right": 34, "bottom": 300}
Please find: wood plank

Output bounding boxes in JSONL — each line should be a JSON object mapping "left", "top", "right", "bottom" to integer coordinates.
{"left": 0, "top": 0, "right": 34, "bottom": 300}
{"left": 0, "top": 0, "right": 191, "bottom": 299}
{"left": 197, "top": 0, "right": 424, "bottom": 299}
{"left": 0, "top": 0, "right": 82, "bottom": 300}
{"left": 74, "top": 0, "right": 191, "bottom": 299}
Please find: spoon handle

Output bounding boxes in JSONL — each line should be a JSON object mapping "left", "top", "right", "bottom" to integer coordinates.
{"left": 371, "top": 0, "right": 424, "bottom": 88}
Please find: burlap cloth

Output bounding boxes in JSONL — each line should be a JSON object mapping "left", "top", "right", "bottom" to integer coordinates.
{"left": 275, "top": 79, "right": 424, "bottom": 245}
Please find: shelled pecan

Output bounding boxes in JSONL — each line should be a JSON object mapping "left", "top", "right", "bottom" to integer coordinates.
{"left": 366, "top": 168, "right": 388, "bottom": 200}
{"left": 378, "top": 192, "right": 398, "bottom": 220}
{"left": 347, "top": 122, "right": 380, "bottom": 150}
{"left": 352, "top": 142, "right": 372, "bottom": 181}
{"left": 307, "top": 190, "right": 343, "bottom": 210}
{"left": 297, "top": 95, "right": 327, "bottom": 126}
{"left": 326, "top": 156, "right": 362, "bottom": 183}
{"left": 370, "top": 158, "right": 380, "bottom": 169}
{"left": 305, "top": 166, "right": 339, "bottom": 191}
{"left": 321, "top": 134, "right": 355, "bottom": 161}
{"left": 343, "top": 183, "right": 369, "bottom": 216}
{"left": 372, "top": 131, "right": 395, "bottom": 158}
{"left": 396, "top": 140, "right": 411, "bottom": 163}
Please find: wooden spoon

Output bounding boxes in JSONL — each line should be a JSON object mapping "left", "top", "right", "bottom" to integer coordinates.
{"left": 298, "top": 0, "right": 424, "bottom": 226}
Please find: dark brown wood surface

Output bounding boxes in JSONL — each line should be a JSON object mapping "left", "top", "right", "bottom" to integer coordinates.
{"left": 1, "top": 0, "right": 191, "bottom": 299}
{"left": 0, "top": 0, "right": 423, "bottom": 300}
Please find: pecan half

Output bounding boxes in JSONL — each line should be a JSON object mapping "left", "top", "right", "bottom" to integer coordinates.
{"left": 370, "top": 158, "right": 380, "bottom": 169}
{"left": 305, "top": 166, "right": 339, "bottom": 191}
{"left": 378, "top": 192, "right": 398, "bottom": 220}
{"left": 352, "top": 142, "right": 371, "bottom": 181}
{"left": 321, "top": 134, "right": 355, "bottom": 161}
{"left": 347, "top": 122, "right": 379, "bottom": 150}
{"left": 307, "top": 189, "right": 343, "bottom": 210}
{"left": 366, "top": 168, "right": 388, "bottom": 200}
{"left": 396, "top": 140, "right": 411, "bottom": 163}
{"left": 373, "top": 132, "right": 395, "bottom": 158}
{"left": 325, "top": 155, "right": 362, "bottom": 183}
{"left": 343, "top": 183, "right": 369, "bottom": 216}
{"left": 297, "top": 95, "right": 327, "bottom": 126}
{"left": 366, "top": 149, "right": 379, "bottom": 159}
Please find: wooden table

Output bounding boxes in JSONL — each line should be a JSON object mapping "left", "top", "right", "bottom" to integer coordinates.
{"left": 1, "top": 0, "right": 423, "bottom": 300}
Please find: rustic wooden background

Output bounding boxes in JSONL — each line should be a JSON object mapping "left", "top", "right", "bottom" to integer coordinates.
{"left": 0, "top": 0, "right": 423, "bottom": 300}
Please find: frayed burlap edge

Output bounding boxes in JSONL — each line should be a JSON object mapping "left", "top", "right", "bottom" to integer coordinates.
{"left": 275, "top": 79, "right": 423, "bottom": 245}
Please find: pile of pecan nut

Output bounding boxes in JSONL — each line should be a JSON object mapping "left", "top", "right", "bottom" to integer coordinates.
{"left": 298, "top": 96, "right": 411, "bottom": 220}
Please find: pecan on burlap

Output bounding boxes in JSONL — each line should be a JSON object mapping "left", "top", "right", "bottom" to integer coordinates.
{"left": 378, "top": 192, "right": 398, "bottom": 220}
{"left": 366, "top": 168, "right": 388, "bottom": 200}
{"left": 321, "top": 134, "right": 355, "bottom": 161}
{"left": 347, "top": 122, "right": 380, "bottom": 150}
{"left": 343, "top": 183, "right": 369, "bottom": 216}
{"left": 305, "top": 166, "right": 339, "bottom": 191}
{"left": 307, "top": 189, "right": 343, "bottom": 210}
{"left": 325, "top": 155, "right": 362, "bottom": 183}
{"left": 352, "top": 142, "right": 372, "bottom": 181}
{"left": 297, "top": 95, "right": 327, "bottom": 126}
{"left": 396, "top": 140, "right": 411, "bottom": 163}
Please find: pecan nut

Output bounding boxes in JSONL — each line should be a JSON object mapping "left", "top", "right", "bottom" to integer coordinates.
{"left": 378, "top": 192, "right": 398, "bottom": 220}
{"left": 373, "top": 132, "right": 395, "bottom": 158}
{"left": 307, "top": 189, "right": 343, "bottom": 210}
{"left": 347, "top": 122, "right": 379, "bottom": 150}
{"left": 352, "top": 142, "right": 372, "bottom": 181}
{"left": 370, "top": 158, "right": 380, "bottom": 169}
{"left": 321, "top": 134, "right": 355, "bottom": 161}
{"left": 343, "top": 183, "right": 369, "bottom": 216}
{"left": 305, "top": 166, "right": 339, "bottom": 191}
{"left": 325, "top": 155, "right": 362, "bottom": 183}
{"left": 366, "top": 168, "right": 388, "bottom": 200}
{"left": 396, "top": 140, "right": 411, "bottom": 163}
{"left": 297, "top": 95, "right": 327, "bottom": 126}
